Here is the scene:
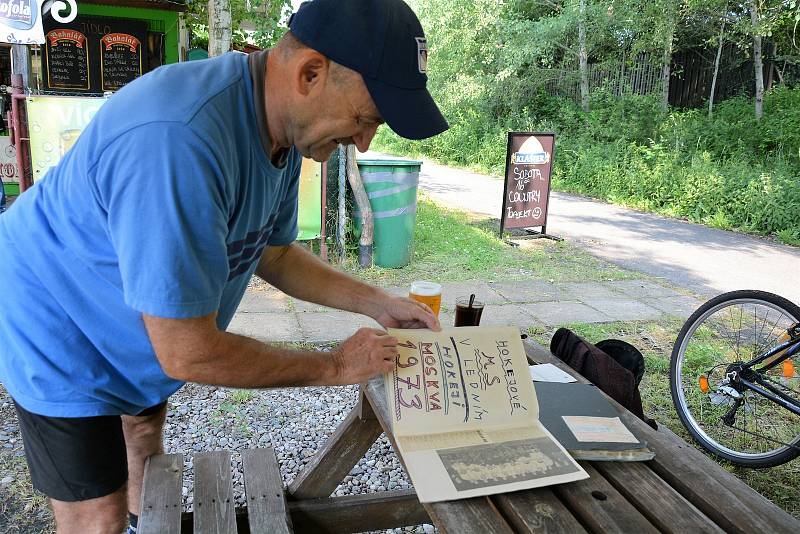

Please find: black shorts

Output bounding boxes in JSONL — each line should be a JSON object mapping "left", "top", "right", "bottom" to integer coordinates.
{"left": 13, "top": 399, "right": 167, "bottom": 502}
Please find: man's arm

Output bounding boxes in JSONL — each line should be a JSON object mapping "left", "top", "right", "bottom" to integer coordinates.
{"left": 256, "top": 243, "right": 440, "bottom": 330}
{"left": 143, "top": 313, "right": 397, "bottom": 388}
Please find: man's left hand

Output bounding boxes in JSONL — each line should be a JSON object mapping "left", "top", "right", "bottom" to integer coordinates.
{"left": 374, "top": 296, "right": 441, "bottom": 331}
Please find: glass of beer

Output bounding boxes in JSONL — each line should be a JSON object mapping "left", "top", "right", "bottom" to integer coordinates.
{"left": 409, "top": 281, "right": 442, "bottom": 317}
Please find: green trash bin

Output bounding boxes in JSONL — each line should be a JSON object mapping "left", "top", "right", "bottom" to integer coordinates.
{"left": 355, "top": 159, "right": 422, "bottom": 268}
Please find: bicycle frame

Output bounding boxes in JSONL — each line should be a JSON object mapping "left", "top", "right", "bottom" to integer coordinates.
{"left": 731, "top": 327, "right": 800, "bottom": 417}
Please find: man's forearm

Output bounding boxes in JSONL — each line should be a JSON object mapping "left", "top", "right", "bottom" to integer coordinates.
{"left": 175, "top": 332, "right": 339, "bottom": 387}
{"left": 257, "top": 243, "right": 388, "bottom": 319}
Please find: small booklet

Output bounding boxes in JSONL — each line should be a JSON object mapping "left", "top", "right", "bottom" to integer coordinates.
{"left": 534, "top": 382, "right": 654, "bottom": 461}
{"left": 385, "top": 326, "right": 588, "bottom": 503}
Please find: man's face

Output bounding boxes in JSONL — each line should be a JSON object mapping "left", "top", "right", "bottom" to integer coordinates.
{"left": 291, "top": 67, "right": 384, "bottom": 162}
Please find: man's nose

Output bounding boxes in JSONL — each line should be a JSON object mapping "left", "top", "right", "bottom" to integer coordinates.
{"left": 352, "top": 124, "right": 380, "bottom": 153}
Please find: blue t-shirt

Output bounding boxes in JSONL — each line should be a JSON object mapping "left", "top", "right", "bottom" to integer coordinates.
{"left": 0, "top": 53, "right": 301, "bottom": 417}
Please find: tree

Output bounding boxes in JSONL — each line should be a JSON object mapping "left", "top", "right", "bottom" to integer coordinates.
{"left": 187, "top": 0, "right": 292, "bottom": 51}
{"left": 750, "top": 0, "right": 765, "bottom": 119}
{"left": 208, "top": 0, "right": 232, "bottom": 56}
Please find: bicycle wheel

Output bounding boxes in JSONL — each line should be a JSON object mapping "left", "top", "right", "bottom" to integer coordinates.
{"left": 670, "top": 290, "right": 800, "bottom": 467}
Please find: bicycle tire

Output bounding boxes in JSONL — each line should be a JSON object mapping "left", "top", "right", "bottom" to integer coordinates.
{"left": 670, "top": 290, "right": 800, "bottom": 468}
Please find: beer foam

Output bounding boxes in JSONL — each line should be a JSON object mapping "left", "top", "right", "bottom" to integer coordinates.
{"left": 409, "top": 280, "right": 441, "bottom": 296}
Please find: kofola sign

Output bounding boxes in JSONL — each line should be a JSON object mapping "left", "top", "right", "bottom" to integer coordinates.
{"left": 500, "top": 132, "right": 555, "bottom": 235}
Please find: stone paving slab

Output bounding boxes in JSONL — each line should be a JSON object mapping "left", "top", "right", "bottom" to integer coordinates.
{"left": 522, "top": 301, "right": 613, "bottom": 326}
{"left": 643, "top": 295, "right": 703, "bottom": 319}
{"left": 237, "top": 290, "right": 290, "bottom": 313}
{"left": 489, "top": 280, "right": 571, "bottom": 303}
{"left": 297, "top": 311, "right": 380, "bottom": 342}
{"left": 557, "top": 282, "right": 625, "bottom": 300}
{"left": 581, "top": 298, "right": 663, "bottom": 322}
{"left": 226, "top": 312, "right": 302, "bottom": 342}
{"left": 290, "top": 298, "right": 335, "bottom": 313}
{"left": 606, "top": 279, "right": 682, "bottom": 299}
{"left": 440, "top": 281, "right": 507, "bottom": 306}
{"left": 478, "top": 304, "right": 540, "bottom": 328}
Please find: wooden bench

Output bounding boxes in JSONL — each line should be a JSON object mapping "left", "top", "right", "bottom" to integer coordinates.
{"left": 138, "top": 448, "right": 293, "bottom": 534}
{"left": 138, "top": 446, "right": 431, "bottom": 533}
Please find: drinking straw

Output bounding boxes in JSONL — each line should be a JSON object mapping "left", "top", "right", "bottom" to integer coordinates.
{"left": 468, "top": 294, "right": 475, "bottom": 309}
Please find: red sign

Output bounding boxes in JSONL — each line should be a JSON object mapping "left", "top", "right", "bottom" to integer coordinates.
{"left": 101, "top": 32, "right": 139, "bottom": 52}
{"left": 500, "top": 132, "right": 555, "bottom": 233}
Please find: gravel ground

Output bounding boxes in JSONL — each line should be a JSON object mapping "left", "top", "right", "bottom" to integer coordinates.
{"left": 0, "top": 378, "right": 437, "bottom": 534}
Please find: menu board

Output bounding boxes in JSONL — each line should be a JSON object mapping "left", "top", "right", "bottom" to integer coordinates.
{"left": 500, "top": 132, "right": 556, "bottom": 232}
{"left": 42, "top": 15, "right": 147, "bottom": 94}
{"left": 44, "top": 28, "right": 89, "bottom": 90}
{"left": 100, "top": 32, "right": 142, "bottom": 91}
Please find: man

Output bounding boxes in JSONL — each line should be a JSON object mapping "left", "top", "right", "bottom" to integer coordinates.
{"left": 0, "top": 0, "right": 448, "bottom": 532}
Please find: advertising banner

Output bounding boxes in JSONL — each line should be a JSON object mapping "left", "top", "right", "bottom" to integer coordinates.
{"left": 26, "top": 95, "right": 106, "bottom": 181}
{"left": 0, "top": 0, "right": 45, "bottom": 44}
{"left": 500, "top": 132, "right": 555, "bottom": 235}
{"left": 297, "top": 158, "right": 322, "bottom": 241}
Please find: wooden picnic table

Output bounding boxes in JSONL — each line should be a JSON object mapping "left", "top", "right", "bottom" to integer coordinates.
{"left": 140, "top": 339, "right": 800, "bottom": 533}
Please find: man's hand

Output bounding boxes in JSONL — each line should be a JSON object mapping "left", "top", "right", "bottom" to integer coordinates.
{"left": 374, "top": 296, "right": 442, "bottom": 331}
{"left": 329, "top": 328, "right": 398, "bottom": 385}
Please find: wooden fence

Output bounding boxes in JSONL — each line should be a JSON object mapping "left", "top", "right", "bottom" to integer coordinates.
{"left": 543, "top": 45, "right": 795, "bottom": 108}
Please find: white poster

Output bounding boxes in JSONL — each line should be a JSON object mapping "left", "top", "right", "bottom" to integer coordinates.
{"left": 0, "top": 0, "right": 46, "bottom": 45}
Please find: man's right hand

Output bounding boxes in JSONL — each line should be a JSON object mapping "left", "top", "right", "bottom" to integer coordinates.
{"left": 329, "top": 328, "right": 398, "bottom": 385}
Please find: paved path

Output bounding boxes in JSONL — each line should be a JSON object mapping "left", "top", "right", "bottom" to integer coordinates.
{"left": 360, "top": 151, "right": 800, "bottom": 304}
{"left": 230, "top": 279, "right": 700, "bottom": 343}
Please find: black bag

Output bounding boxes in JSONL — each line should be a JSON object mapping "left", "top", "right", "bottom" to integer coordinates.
{"left": 550, "top": 328, "right": 656, "bottom": 429}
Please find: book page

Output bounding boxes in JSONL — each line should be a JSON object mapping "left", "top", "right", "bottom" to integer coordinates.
{"left": 386, "top": 326, "right": 538, "bottom": 436}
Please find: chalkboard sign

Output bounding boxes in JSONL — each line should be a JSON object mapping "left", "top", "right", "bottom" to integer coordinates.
{"left": 100, "top": 32, "right": 142, "bottom": 91}
{"left": 44, "top": 28, "right": 90, "bottom": 90}
{"left": 42, "top": 15, "right": 148, "bottom": 94}
{"left": 500, "top": 132, "right": 556, "bottom": 237}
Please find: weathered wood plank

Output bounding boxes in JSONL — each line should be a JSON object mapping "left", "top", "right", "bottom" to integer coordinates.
{"left": 594, "top": 461, "right": 723, "bottom": 533}
{"left": 524, "top": 340, "right": 800, "bottom": 533}
{"left": 242, "top": 448, "right": 292, "bottom": 534}
{"left": 194, "top": 450, "right": 236, "bottom": 534}
{"left": 289, "top": 391, "right": 383, "bottom": 499}
{"left": 494, "top": 489, "right": 587, "bottom": 533}
{"left": 138, "top": 453, "right": 184, "bottom": 534}
{"left": 363, "top": 381, "right": 514, "bottom": 534}
{"left": 288, "top": 489, "right": 430, "bottom": 533}
{"left": 554, "top": 462, "right": 658, "bottom": 533}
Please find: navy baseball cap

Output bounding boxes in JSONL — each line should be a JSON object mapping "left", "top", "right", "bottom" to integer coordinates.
{"left": 288, "top": 0, "right": 449, "bottom": 140}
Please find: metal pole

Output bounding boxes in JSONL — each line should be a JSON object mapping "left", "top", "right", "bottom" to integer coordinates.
{"left": 337, "top": 145, "right": 347, "bottom": 264}
{"left": 10, "top": 74, "right": 31, "bottom": 193}
{"left": 319, "top": 161, "right": 328, "bottom": 261}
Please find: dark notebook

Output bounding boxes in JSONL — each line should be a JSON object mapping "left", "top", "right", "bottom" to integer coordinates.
{"left": 535, "top": 382, "right": 655, "bottom": 461}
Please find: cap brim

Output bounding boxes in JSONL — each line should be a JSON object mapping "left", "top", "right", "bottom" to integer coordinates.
{"left": 364, "top": 78, "right": 449, "bottom": 140}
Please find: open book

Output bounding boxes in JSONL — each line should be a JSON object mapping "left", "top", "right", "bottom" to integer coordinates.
{"left": 385, "top": 326, "right": 588, "bottom": 503}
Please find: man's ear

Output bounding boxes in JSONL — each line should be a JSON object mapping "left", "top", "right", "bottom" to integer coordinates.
{"left": 295, "top": 50, "right": 329, "bottom": 96}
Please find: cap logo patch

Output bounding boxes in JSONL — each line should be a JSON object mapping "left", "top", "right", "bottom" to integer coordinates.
{"left": 415, "top": 37, "right": 428, "bottom": 74}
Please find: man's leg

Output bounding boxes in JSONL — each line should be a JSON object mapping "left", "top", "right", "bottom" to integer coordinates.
{"left": 121, "top": 401, "right": 168, "bottom": 523}
{"left": 50, "top": 489, "right": 128, "bottom": 534}
{"left": 12, "top": 400, "right": 130, "bottom": 533}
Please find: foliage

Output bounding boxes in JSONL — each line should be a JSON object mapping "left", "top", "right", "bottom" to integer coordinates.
{"left": 374, "top": 1, "right": 800, "bottom": 244}
{"left": 185, "top": 0, "right": 292, "bottom": 49}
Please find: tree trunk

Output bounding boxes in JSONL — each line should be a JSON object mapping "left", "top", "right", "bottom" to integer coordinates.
{"left": 345, "top": 145, "right": 373, "bottom": 269}
{"left": 208, "top": 0, "right": 232, "bottom": 57}
{"left": 708, "top": 20, "right": 725, "bottom": 118}
{"left": 578, "top": 0, "right": 589, "bottom": 112}
{"left": 660, "top": 24, "right": 674, "bottom": 112}
{"left": 750, "top": 0, "right": 764, "bottom": 120}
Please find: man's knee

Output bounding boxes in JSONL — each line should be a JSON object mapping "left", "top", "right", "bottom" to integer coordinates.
{"left": 122, "top": 404, "right": 167, "bottom": 444}
{"left": 51, "top": 485, "right": 128, "bottom": 534}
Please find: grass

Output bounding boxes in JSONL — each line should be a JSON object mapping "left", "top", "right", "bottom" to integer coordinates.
{"left": 340, "top": 195, "right": 634, "bottom": 287}
{"left": 528, "top": 319, "right": 800, "bottom": 518}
